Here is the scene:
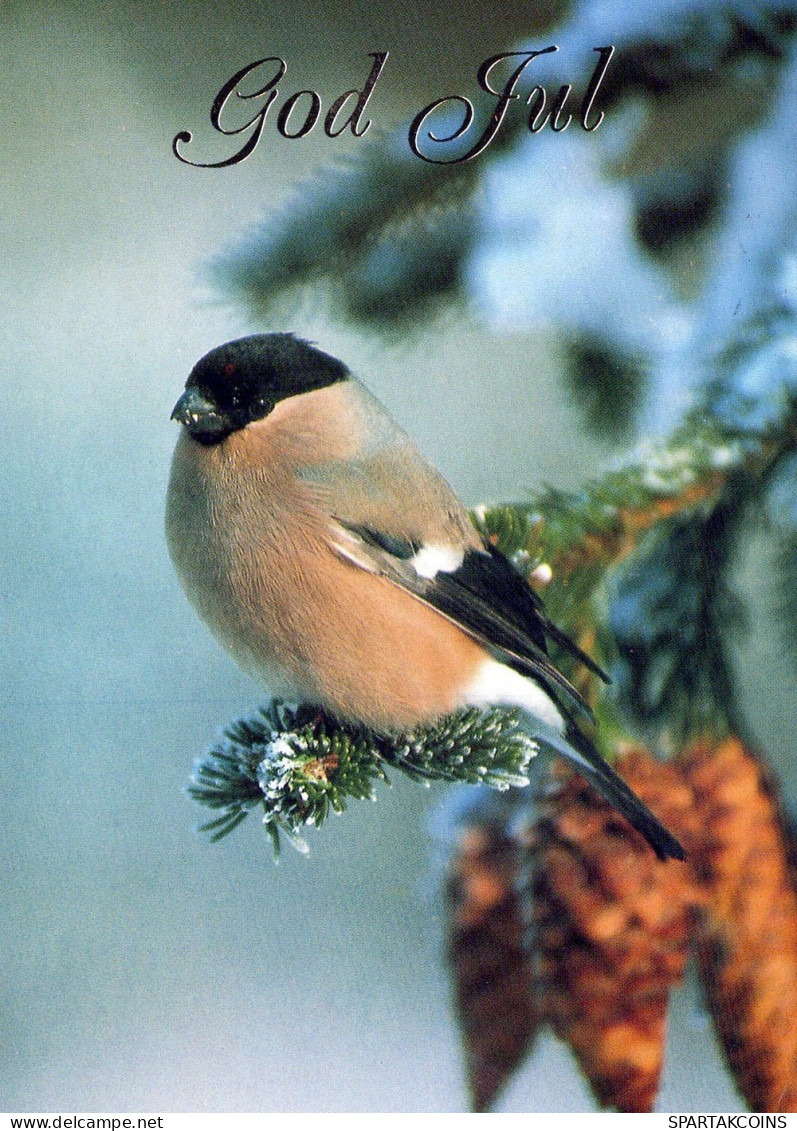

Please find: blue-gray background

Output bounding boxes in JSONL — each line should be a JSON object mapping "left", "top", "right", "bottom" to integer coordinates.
{"left": 3, "top": 0, "right": 795, "bottom": 1112}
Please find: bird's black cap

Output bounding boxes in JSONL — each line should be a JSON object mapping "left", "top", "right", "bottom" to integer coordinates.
{"left": 172, "top": 333, "right": 350, "bottom": 444}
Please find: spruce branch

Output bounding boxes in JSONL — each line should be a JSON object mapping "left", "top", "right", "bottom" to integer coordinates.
{"left": 476, "top": 400, "right": 793, "bottom": 611}
{"left": 188, "top": 702, "right": 536, "bottom": 857}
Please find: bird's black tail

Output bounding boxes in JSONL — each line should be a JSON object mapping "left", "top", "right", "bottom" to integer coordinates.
{"left": 541, "top": 725, "right": 686, "bottom": 862}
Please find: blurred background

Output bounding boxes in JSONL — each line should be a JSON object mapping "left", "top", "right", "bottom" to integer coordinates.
{"left": 3, "top": 0, "right": 796, "bottom": 1113}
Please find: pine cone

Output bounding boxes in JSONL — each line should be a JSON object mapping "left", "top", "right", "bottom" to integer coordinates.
{"left": 445, "top": 820, "right": 538, "bottom": 1112}
{"left": 530, "top": 748, "right": 702, "bottom": 1112}
{"left": 681, "top": 736, "right": 797, "bottom": 1113}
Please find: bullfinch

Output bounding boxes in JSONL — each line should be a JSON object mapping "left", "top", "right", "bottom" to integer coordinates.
{"left": 166, "top": 333, "right": 684, "bottom": 861}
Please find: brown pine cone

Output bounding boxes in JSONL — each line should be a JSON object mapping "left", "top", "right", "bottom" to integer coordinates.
{"left": 445, "top": 820, "right": 538, "bottom": 1112}
{"left": 530, "top": 747, "right": 702, "bottom": 1112}
{"left": 680, "top": 736, "right": 797, "bottom": 1112}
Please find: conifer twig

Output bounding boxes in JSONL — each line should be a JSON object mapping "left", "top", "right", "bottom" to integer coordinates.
{"left": 188, "top": 702, "right": 536, "bottom": 857}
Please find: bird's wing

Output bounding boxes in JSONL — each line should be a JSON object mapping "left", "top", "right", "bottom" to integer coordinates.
{"left": 328, "top": 518, "right": 604, "bottom": 724}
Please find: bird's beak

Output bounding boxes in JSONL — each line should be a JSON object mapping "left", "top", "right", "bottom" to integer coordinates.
{"left": 171, "top": 387, "right": 232, "bottom": 443}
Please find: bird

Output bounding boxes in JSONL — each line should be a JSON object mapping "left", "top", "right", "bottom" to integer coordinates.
{"left": 166, "top": 332, "right": 684, "bottom": 861}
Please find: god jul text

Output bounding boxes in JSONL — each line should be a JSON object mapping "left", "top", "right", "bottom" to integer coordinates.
{"left": 173, "top": 46, "right": 615, "bottom": 168}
